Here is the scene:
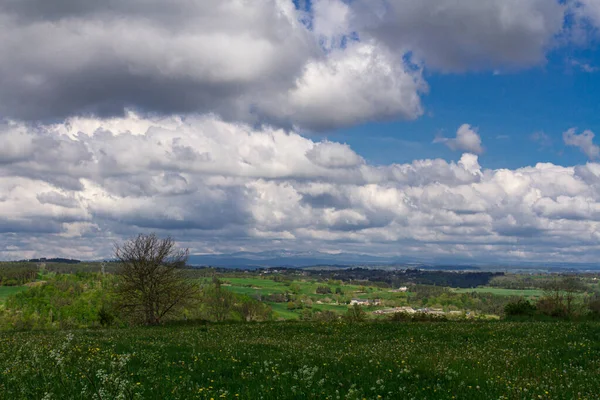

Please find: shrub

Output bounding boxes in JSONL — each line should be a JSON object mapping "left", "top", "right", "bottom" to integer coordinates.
{"left": 504, "top": 299, "right": 537, "bottom": 317}
{"left": 97, "top": 305, "right": 116, "bottom": 327}
{"left": 312, "top": 311, "right": 338, "bottom": 322}
{"left": 316, "top": 286, "right": 332, "bottom": 294}
{"left": 264, "top": 293, "right": 288, "bottom": 303}
{"left": 586, "top": 295, "right": 600, "bottom": 317}
{"left": 389, "top": 312, "right": 448, "bottom": 322}
{"left": 536, "top": 297, "right": 567, "bottom": 318}
{"left": 344, "top": 304, "right": 367, "bottom": 322}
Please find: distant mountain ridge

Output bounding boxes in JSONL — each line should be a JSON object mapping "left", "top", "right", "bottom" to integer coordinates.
{"left": 186, "top": 250, "right": 600, "bottom": 271}
{"left": 16, "top": 258, "right": 81, "bottom": 264}
{"left": 187, "top": 250, "right": 398, "bottom": 268}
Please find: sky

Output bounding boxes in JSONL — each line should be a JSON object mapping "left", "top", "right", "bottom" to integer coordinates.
{"left": 3, "top": 0, "right": 600, "bottom": 264}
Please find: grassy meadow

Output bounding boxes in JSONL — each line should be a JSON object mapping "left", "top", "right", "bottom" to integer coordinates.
{"left": 0, "top": 286, "right": 26, "bottom": 303}
{"left": 2, "top": 321, "right": 599, "bottom": 399}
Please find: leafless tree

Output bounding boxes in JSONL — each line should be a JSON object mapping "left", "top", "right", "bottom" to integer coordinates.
{"left": 114, "top": 233, "right": 198, "bottom": 325}
{"left": 561, "top": 276, "right": 586, "bottom": 316}
{"left": 541, "top": 276, "right": 586, "bottom": 317}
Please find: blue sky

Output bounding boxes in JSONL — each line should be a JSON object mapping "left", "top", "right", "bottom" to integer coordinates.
{"left": 5, "top": 0, "right": 600, "bottom": 265}
{"left": 332, "top": 49, "right": 600, "bottom": 168}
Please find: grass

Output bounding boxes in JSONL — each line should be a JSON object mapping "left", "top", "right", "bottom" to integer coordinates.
{"left": 267, "top": 302, "right": 301, "bottom": 320}
{"left": 0, "top": 286, "right": 26, "bottom": 303}
{"left": 1, "top": 321, "right": 599, "bottom": 399}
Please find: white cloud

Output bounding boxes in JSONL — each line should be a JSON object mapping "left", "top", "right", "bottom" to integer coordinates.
{"left": 572, "top": 0, "right": 600, "bottom": 28}
{"left": 4, "top": 114, "right": 600, "bottom": 264}
{"left": 312, "top": 0, "right": 352, "bottom": 49}
{"left": 348, "top": 0, "right": 567, "bottom": 72}
{"left": 0, "top": 0, "right": 582, "bottom": 133}
{"left": 435, "top": 124, "right": 484, "bottom": 154}
{"left": 0, "top": 0, "right": 428, "bottom": 131}
{"left": 306, "top": 141, "right": 364, "bottom": 169}
{"left": 563, "top": 128, "right": 600, "bottom": 159}
{"left": 262, "top": 41, "right": 426, "bottom": 130}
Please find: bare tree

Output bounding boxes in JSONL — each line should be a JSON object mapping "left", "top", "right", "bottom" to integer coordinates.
{"left": 561, "top": 276, "right": 586, "bottom": 316}
{"left": 114, "top": 233, "right": 198, "bottom": 325}
{"left": 541, "top": 276, "right": 586, "bottom": 317}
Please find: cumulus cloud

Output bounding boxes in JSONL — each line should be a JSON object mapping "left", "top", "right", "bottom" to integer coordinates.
{"left": 3, "top": 0, "right": 600, "bottom": 265}
{"left": 348, "top": 0, "right": 567, "bottom": 72}
{"left": 0, "top": 0, "right": 429, "bottom": 131}
{"left": 0, "top": 0, "right": 584, "bottom": 132}
{"left": 434, "top": 124, "right": 484, "bottom": 154}
{"left": 263, "top": 41, "right": 426, "bottom": 130}
{"left": 563, "top": 128, "right": 600, "bottom": 159}
{"left": 3, "top": 114, "right": 600, "bottom": 264}
{"left": 311, "top": 0, "right": 352, "bottom": 49}
{"left": 306, "top": 141, "right": 364, "bottom": 169}
{"left": 0, "top": 0, "right": 316, "bottom": 121}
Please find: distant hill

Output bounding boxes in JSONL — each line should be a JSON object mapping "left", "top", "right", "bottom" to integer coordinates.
{"left": 187, "top": 250, "right": 398, "bottom": 268}
{"left": 18, "top": 258, "right": 81, "bottom": 264}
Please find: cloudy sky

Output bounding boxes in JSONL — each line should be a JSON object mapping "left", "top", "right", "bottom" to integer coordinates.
{"left": 3, "top": 0, "right": 600, "bottom": 264}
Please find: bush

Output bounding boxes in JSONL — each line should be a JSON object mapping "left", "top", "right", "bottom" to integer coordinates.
{"left": 312, "top": 310, "right": 339, "bottom": 322}
{"left": 536, "top": 297, "right": 567, "bottom": 318}
{"left": 389, "top": 312, "right": 448, "bottom": 322}
{"left": 504, "top": 299, "right": 537, "bottom": 317}
{"left": 97, "top": 305, "right": 116, "bottom": 327}
{"left": 264, "top": 293, "right": 288, "bottom": 303}
{"left": 236, "top": 296, "right": 272, "bottom": 322}
{"left": 344, "top": 304, "right": 367, "bottom": 322}
{"left": 586, "top": 296, "right": 600, "bottom": 317}
{"left": 316, "top": 286, "right": 332, "bottom": 294}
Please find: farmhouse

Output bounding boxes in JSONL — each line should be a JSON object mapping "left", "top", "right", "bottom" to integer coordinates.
{"left": 350, "top": 299, "right": 381, "bottom": 306}
{"left": 388, "top": 286, "right": 409, "bottom": 293}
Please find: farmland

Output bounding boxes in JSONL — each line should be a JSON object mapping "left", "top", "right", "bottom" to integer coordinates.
{"left": 2, "top": 321, "right": 599, "bottom": 399}
{"left": 1, "top": 261, "right": 600, "bottom": 399}
{"left": 452, "top": 287, "right": 546, "bottom": 299}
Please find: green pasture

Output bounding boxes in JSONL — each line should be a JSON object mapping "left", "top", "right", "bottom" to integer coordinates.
{"left": 2, "top": 321, "right": 599, "bottom": 399}
{"left": 0, "top": 286, "right": 26, "bottom": 303}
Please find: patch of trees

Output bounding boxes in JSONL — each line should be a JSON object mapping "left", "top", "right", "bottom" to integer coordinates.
{"left": 0, "top": 263, "right": 38, "bottom": 286}
{"left": 316, "top": 285, "right": 332, "bottom": 294}
{"left": 504, "top": 277, "right": 596, "bottom": 319}
{"left": 199, "top": 279, "right": 272, "bottom": 322}
{"left": 0, "top": 273, "right": 114, "bottom": 330}
{"left": 304, "top": 268, "right": 503, "bottom": 288}
{"left": 22, "top": 258, "right": 81, "bottom": 264}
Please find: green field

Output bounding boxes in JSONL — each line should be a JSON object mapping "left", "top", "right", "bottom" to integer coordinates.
{"left": 0, "top": 286, "right": 25, "bottom": 303}
{"left": 1, "top": 321, "right": 599, "bottom": 399}
{"left": 221, "top": 277, "right": 367, "bottom": 297}
{"left": 215, "top": 277, "right": 387, "bottom": 319}
{"left": 453, "top": 287, "right": 546, "bottom": 298}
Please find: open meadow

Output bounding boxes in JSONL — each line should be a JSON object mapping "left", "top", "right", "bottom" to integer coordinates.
{"left": 2, "top": 321, "right": 600, "bottom": 400}
{"left": 0, "top": 287, "right": 25, "bottom": 303}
